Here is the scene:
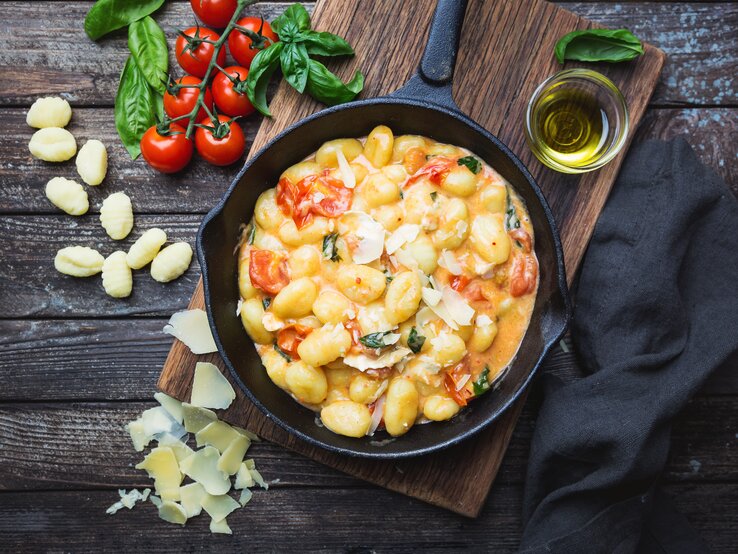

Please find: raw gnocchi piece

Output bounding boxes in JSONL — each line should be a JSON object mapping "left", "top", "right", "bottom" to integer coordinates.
{"left": 126, "top": 228, "right": 167, "bottom": 269}
{"left": 75, "top": 139, "right": 108, "bottom": 186}
{"left": 45, "top": 177, "right": 88, "bottom": 216}
{"left": 28, "top": 127, "right": 77, "bottom": 162}
{"left": 54, "top": 246, "right": 104, "bottom": 277}
{"left": 26, "top": 97, "right": 72, "bottom": 128}
{"left": 320, "top": 401, "right": 372, "bottom": 437}
{"left": 102, "top": 251, "right": 133, "bottom": 298}
{"left": 100, "top": 192, "right": 134, "bottom": 240}
{"left": 150, "top": 242, "right": 193, "bottom": 283}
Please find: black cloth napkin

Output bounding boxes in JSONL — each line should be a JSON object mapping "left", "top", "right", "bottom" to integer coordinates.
{"left": 519, "top": 139, "right": 738, "bottom": 553}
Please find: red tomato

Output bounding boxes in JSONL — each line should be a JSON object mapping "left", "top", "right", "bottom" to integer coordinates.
{"left": 405, "top": 157, "right": 455, "bottom": 187}
{"left": 194, "top": 114, "right": 246, "bottom": 166}
{"left": 211, "top": 66, "right": 255, "bottom": 117}
{"left": 228, "top": 17, "right": 279, "bottom": 68}
{"left": 140, "top": 123, "right": 193, "bottom": 174}
{"left": 276, "top": 171, "right": 353, "bottom": 228}
{"left": 510, "top": 253, "right": 538, "bottom": 297}
{"left": 449, "top": 274, "right": 471, "bottom": 292}
{"left": 249, "top": 249, "right": 289, "bottom": 295}
{"left": 190, "top": 0, "right": 238, "bottom": 28}
{"left": 276, "top": 325, "right": 313, "bottom": 360}
{"left": 175, "top": 26, "right": 226, "bottom": 78}
{"left": 163, "top": 76, "right": 214, "bottom": 122}
{"left": 444, "top": 357, "right": 473, "bottom": 407}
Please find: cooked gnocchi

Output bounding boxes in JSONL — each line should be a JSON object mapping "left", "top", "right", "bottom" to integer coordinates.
{"left": 236, "top": 127, "right": 538, "bottom": 439}
{"left": 100, "top": 192, "right": 133, "bottom": 240}
{"left": 45, "top": 177, "right": 89, "bottom": 216}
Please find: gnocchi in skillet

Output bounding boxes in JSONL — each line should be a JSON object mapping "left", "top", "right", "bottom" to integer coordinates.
{"left": 237, "top": 126, "right": 538, "bottom": 439}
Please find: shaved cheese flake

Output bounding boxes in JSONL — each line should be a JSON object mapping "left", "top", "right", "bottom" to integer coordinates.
{"left": 336, "top": 149, "right": 355, "bottom": 189}
{"left": 428, "top": 275, "right": 441, "bottom": 291}
{"left": 235, "top": 462, "right": 256, "bottom": 489}
{"left": 385, "top": 224, "right": 420, "bottom": 255}
{"left": 476, "top": 314, "right": 493, "bottom": 327}
{"left": 179, "top": 446, "right": 231, "bottom": 495}
{"left": 158, "top": 500, "right": 188, "bottom": 525}
{"left": 426, "top": 298, "right": 459, "bottom": 331}
{"left": 106, "top": 488, "right": 151, "bottom": 515}
{"left": 135, "top": 447, "right": 182, "bottom": 501}
{"left": 441, "top": 286, "right": 475, "bottom": 326}
{"left": 201, "top": 493, "right": 240, "bottom": 523}
{"left": 157, "top": 433, "right": 194, "bottom": 462}
{"left": 210, "top": 517, "right": 233, "bottom": 535}
{"left": 439, "top": 249, "right": 463, "bottom": 275}
{"left": 163, "top": 309, "right": 217, "bottom": 355}
{"left": 182, "top": 403, "right": 217, "bottom": 433}
{"left": 236, "top": 298, "right": 243, "bottom": 317}
{"left": 196, "top": 420, "right": 242, "bottom": 453}
{"left": 250, "top": 468, "right": 269, "bottom": 490}
{"left": 154, "top": 392, "right": 184, "bottom": 424}
{"left": 383, "top": 333, "right": 401, "bottom": 346}
{"left": 149, "top": 495, "right": 162, "bottom": 508}
{"left": 125, "top": 418, "right": 150, "bottom": 452}
{"left": 191, "top": 362, "right": 236, "bottom": 410}
{"left": 343, "top": 347, "right": 412, "bottom": 372}
{"left": 421, "top": 286, "right": 442, "bottom": 306}
{"left": 238, "top": 488, "right": 253, "bottom": 506}
{"left": 455, "top": 373, "right": 471, "bottom": 391}
{"left": 140, "top": 406, "right": 176, "bottom": 437}
{"left": 233, "top": 425, "right": 260, "bottom": 442}
{"left": 262, "top": 312, "right": 285, "bottom": 332}
{"left": 455, "top": 220, "right": 468, "bottom": 238}
{"left": 414, "top": 306, "right": 435, "bottom": 328}
{"left": 217, "top": 434, "right": 251, "bottom": 475}
{"left": 179, "top": 482, "right": 206, "bottom": 518}
{"left": 367, "top": 394, "right": 386, "bottom": 436}
{"left": 348, "top": 212, "right": 385, "bottom": 264}
{"left": 416, "top": 269, "right": 429, "bottom": 287}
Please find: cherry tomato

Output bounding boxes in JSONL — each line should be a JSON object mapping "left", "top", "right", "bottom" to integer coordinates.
{"left": 163, "top": 76, "right": 214, "bottom": 122}
{"left": 249, "top": 249, "right": 289, "bottom": 295}
{"left": 175, "top": 26, "right": 226, "bottom": 78}
{"left": 194, "top": 114, "right": 246, "bottom": 166}
{"left": 509, "top": 253, "right": 538, "bottom": 297}
{"left": 211, "top": 66, "right": 255, "bottom": 117}
{"left": 228, "top": 17, "right": 279, "bottom": 69}
{"left": 443, "top": 357, "right": 473, "bottom": 407}
{"left": 140, "top": 123, "right": 193, "bottom": 174}
{"left": 190, "top": 0, "right": 238, "bottom": 28}
{"left": 276, "top": 171, "right": 353, "bottom": 228}
{"left": 405, "top": 157, "right": 455, "bottom": 187}
{"left": 449, "top": 274, "right": 471, "bottom": 292}
{"left": 276, "top": 324, "right": 313, "bottom": 360}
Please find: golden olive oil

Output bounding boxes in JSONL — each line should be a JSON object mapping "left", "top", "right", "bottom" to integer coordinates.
{"left": 534, "top": 88, "right": 609, "bottom": 168}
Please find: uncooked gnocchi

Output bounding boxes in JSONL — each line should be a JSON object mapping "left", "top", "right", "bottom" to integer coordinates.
{"left": 45, "top": 177, "right": 88, "bottom": 216}
{"left": 100, "top": 192, "right": 133, "bottom": 240}
{"left": 29, "top": 127, "right": 77, "bottom": 162}
{"left": 102, "top": 251, "right": 133, "bottom": 298}
{"left": 150, "top": 242, "right": 193, "bottom": 283}
{"left": 76, "top": 139, "right": 108, "bottom": 186}
{"left": 26, "top": 97, "right": 72, "bottom": 128}
{"left": 54, "top": 246, "right": 105, "bottom": 277}
{"left": 127, "top": 228, "right": 167, "bottom": 269}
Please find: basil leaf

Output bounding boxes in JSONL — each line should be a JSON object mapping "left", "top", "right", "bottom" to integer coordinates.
{"left": 457, "top": 155, "right": 481, "bottom": 174}
{"left": 305, "top": 59, "right": 364, "bottom": 106}
{"left": 245, "top": 42, "right": 284, "bottom": 117}
{"left": 473, "top": 365, "right": 491, "bottom": 396}
{"left": 128, "top": 16, "right": 168, "bottom": 94}
{"left": 299, "top": 30, "right": 355, "bottom": 57}
{"left": 555, "top": 29, "right": 644, "bottom": 64}
{"left": 407, "top": 327, "right": 425, "bottom": 354}
{"left": 504, "top": 186, "right": 520, "bottom": 231}
{"left": 272, "top": 2, "right": 311, "bottom": 36}
{"left": 430, "top": 191, "right": 438, "bottom": 202}
{"left": 247, "top": 224, "right": 256, "bottom": 245}
{"left": 359, "top": 332, "right": 390, "bottom": 350}
{"left": 262, "top": 297, "right": 272, "bottom": 310}
{"left": 322, "top": 233, "right": 341, "bottom": 262}
{"left": 383, "top": 269, "right": 394, "bottom": 283}
{"left": 273, "top": 342, "right": 292, "bottom": 362}
{"left": 152, "top": 91, "right": 165, "bottom": 122}
{"left": 281, "top": 42, "right": 310, "bottom": 94}
{"left": 115, "top": 56, "right": 156, "bottom": 159}
{"left": 84, "top": 0, "right": 165, "bottom": 41}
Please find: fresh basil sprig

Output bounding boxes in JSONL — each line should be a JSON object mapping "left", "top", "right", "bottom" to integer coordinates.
{"left": 128, "top": 16, "right": 168, "bottom": 94}
{"left": 246, "top": 2, "right": 363, "bottom": 116}
{"left": 115, "top": 56, "right": 157, "bottom": 159}
{"left": 555, "top": 29, "right": 644, "bottom": 64}
{"left": 84, "top": 0, "right": 165, "bottom": 41}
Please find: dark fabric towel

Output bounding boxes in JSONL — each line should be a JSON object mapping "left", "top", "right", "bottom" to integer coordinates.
{"left": 519, "top": 139, "right": 738, "bottom": 553}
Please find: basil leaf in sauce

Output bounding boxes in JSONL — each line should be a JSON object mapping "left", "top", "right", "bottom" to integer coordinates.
{"left": 555, "top": 29, "right": 644, "bottom": 64}
{"left": 359, "top": 332, "right": 391, "bottom": 349}
{"left": 322, "top": 233, "right": 341, "bottom": 262}
{"left": 84, "top": 0, "right": 165, "bottom": 41}
{"left": 115, "top": 56, "right": 157, "bottom": 159}
{"left": 247, "top": 224, "right": 256, "bottom": 245}
{"left": 505, "top": 187, "right": 521, "bottom": 231}
{"left": 430, "top": 191, "right": 438, "bottom": 201}
{"left": 245, "top": 41, "right": 284, "bottom": 117}
{"left": 262, "top": 297, "right": 272, "bottom": 310}
{"left": 473, "top": 365, "right": 491, "bottom": 396}
{"left": 457, "top": 155, "right": 481, "bottom": 174}
{"left": 273, "top": 342, "right": 292, "bottom": 362}
{"left": 407, "top": 327, "right": 426, "bottom": 354}
{"left": 128, "top": 16, "right": 168, "bottom": 94}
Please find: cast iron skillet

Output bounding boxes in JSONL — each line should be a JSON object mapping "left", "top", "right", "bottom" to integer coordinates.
{"left": 197, "top": 0, "right": 571, "bottom": 458}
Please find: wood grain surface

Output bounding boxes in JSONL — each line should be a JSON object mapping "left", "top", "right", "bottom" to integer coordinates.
{"left": 157, "top": 0, "right": 665, "bottom": 517}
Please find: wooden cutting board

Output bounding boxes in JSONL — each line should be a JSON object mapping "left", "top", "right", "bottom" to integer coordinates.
{"left": 159, "top": 0, "right": 664, "bottom": 517}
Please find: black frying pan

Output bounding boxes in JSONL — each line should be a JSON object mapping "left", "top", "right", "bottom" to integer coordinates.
{"left": 197, "top": 0, "right": 571, "bottom": 458}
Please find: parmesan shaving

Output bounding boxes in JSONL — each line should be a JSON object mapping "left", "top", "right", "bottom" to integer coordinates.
{"left": 201, "top": 493, "right": 240, "bottom": 522}
{"left": 163, "top": 309, "right": 217, "bottom": 355}
{"left": 238, "top": 488, "right": 253, "bottom": 506}
{"left": 236, "top": 298, "right": 243, "bottom": 317}
{"left": 421, "top": 286, "right": 442, "bottom": 306}
{"left": 210, "top": 517, "right": 233, "bottom": 535}
{"left": 455, "top": 373, "right": 471, "bottom": 391}
{"left": 154, "top": 392, "right": 184, "bottom": 424}
{"left": 347, "top": 212, "right": 385, "bottom": 264}
{"left": 382, "top": 333, "right": 401, "bottom": 346}
{"left": 135, "top": 447, "right": 183, "bottom": 501}
{"left": 439, "top": 250, "right": 463, "bottom": 275}
{"left": 217, "top": 434, "right": 252, "bottom": 475}
{"left": 385, "top": 224, "right": 420, "bottom": 255}
{"left": 196, "top": 420, "right": 242, "bottom": 453}
{"left": 367, "top": 394, "right": 386, "bottom": 436}
{"left": 394, "top": 246, "right": 418, "bottom": 270}
{"left": 179, "top": 482, "right": 206, "bottom": 518}
{"left": 235, "top": 462, "right": 256, "bottom": 489}
{"left": 343, "top": 347, "right": 412, "bottom": 372}
{"left": 140, "top": 406, "right": 176, "bottom": 437}
{"left": 476, "top": 314, "right": 493, "bottom": 327}
{"left": 441, "top": 286, "right": 475, "bottom": 326}
{"left": 106, "top": 488, "right": 151, "bottom": 515}
{"left": 336, "top": 149, "right": 355, "bottom": 189}
{"left": 455, "top": 220, "right": 468, "bottom": 238}
{"left": 414, "top": 306, "right": 435, "bottom": 328}
{"left": 158, "top": 500, "right": 188, "bottom": 525}
{"left": 182, "top": 403, "right": 217, "bottom": 433}
{"left": 426, "top": 298, "right": 459, "bottom": 330}
{"left": 179, "top": 446, "right": 231, "bottom": 495}
{"left": 126, "top": 418, "right": 150, "bottom": 452}
{"left": 250, "top": 468, "right": 269, "bottom": 490}
{"left": 262, "top": 312, "right": 286, "bottom": 332}
{"left": 157, "top": 433, "right": 194, "bottom": 462}
{"left": 191, "top": 362, "right": 236, "bottom": 410}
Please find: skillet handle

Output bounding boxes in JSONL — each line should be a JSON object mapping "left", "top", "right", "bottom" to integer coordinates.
{"left": 391, "top": 0, "right": 469, "bottom": 111}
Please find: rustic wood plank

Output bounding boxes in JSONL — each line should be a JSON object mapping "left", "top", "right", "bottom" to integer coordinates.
{"left": 0, "top": 216, "right": 200, "bottom": 317}
{"left": 1, "top": 107, "right": 735, "bottom": 214}
{"left": 0, "top": 484, "right": 735, "bottom": 552}
{"left": 0, "top": 3, "right": 733, "bottom": 107}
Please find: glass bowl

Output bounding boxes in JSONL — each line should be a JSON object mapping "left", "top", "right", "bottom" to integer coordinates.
{"left": 524, "top": 68, "right": 629, "bottom": 174}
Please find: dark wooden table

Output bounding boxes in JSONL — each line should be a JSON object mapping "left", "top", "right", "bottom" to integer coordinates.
{"left": 1, "top": 1, "right": 736, "bottom": 551}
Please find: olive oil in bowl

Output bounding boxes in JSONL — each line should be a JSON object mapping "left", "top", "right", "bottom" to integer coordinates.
{"left": 525, "top": 69, "right": 629, "bottom": 174}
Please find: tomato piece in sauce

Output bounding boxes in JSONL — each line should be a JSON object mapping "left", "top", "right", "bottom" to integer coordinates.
{"left": 249, "top": 249, "right": 289, "bottom": 295}
{"left": 276, "top": 170, "right": 352, "bottom": 228}
{"left": 276, "top": 324, "right": 313, "bottom": 360}
{"left": 509, "top": 252, "right": 538, "bottom": 297}
{"left": 405, "top": 157, "right": 455, "bottom": 187}
{"left": 449, "top": 274, "right": 471, "bottom": 292}
{"left": 444, "top": 357, "right": 474, "bottom": 407}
